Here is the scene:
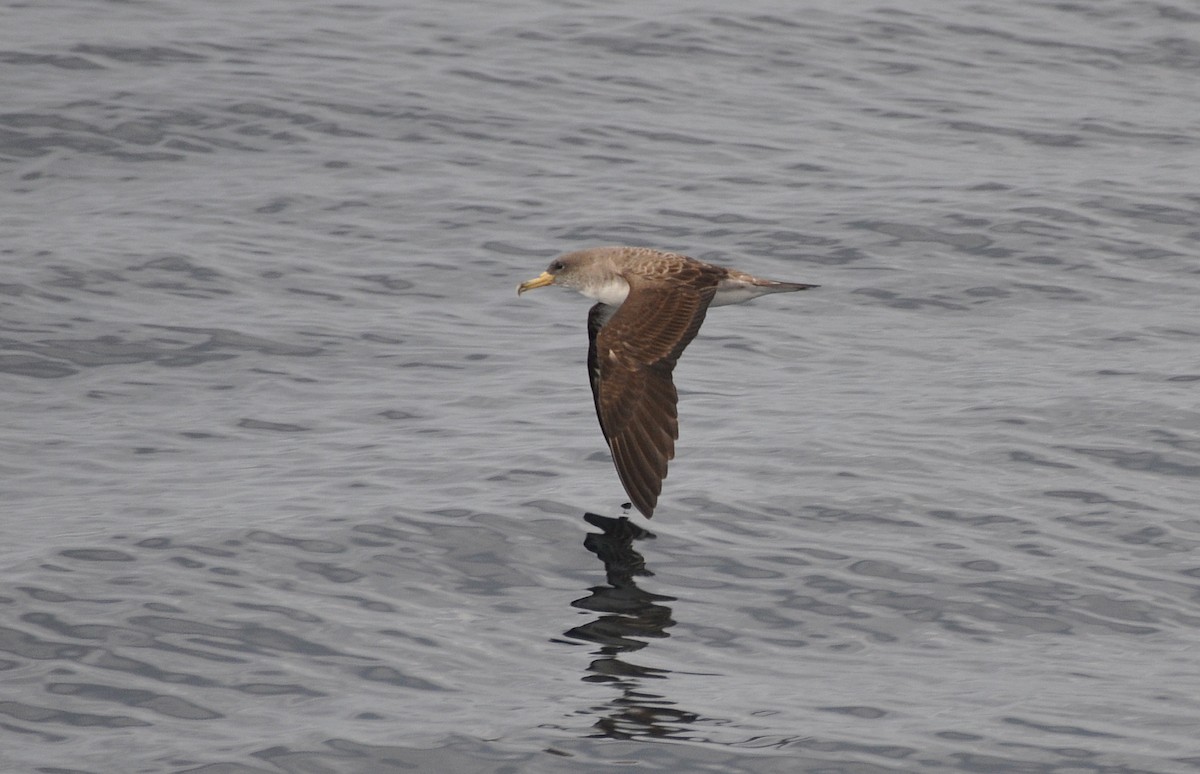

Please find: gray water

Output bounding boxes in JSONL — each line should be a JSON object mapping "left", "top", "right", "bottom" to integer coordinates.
{"left": 3, "top": 1, "right": 1200, "bottom": 772}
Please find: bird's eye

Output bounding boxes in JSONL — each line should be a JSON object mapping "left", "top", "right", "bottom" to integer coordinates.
{"left": 549, "top": 260, "right": 565, "bottom": 272}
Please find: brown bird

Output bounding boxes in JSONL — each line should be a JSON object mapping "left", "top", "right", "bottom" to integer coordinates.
{"left": 518, "top": 246, "right": 817, "bottom": 518}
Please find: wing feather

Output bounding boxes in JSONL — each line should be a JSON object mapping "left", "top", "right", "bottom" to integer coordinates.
{"left": 590, "top": 273, "right": 719, "bottom": 517}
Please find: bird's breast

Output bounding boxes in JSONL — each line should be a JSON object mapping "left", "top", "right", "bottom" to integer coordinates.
{"left": 582, "top": 276, "right": 631, "bottom": 306}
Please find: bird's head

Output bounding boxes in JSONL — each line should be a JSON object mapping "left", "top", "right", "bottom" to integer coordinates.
{"left": 517, "top": 248, "right": 632, "bottom": 305}
{"left": 518, "top": 253, "right": 594, "bottom": 295}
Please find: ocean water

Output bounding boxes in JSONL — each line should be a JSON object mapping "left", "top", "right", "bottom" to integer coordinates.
{"left": 3, "top": 1, "right": 1200, "bottom": 772}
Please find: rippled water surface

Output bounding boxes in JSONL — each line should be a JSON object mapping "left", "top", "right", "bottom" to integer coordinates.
{"left": 4, "top": 1, "right": 1200, "bottom": 772}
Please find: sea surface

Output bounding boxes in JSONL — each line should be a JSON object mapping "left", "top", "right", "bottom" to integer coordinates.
{"left": 3, "top": 1, "right": 1200, "bottom": 772}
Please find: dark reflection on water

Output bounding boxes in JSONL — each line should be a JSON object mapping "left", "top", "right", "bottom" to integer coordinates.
{"left": 563, "top": 513, "right": 709, "bottom": 742}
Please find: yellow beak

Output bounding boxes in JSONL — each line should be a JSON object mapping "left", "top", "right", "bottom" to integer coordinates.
{"left": 517, "top": 271, "right": 555, "bottom": 295}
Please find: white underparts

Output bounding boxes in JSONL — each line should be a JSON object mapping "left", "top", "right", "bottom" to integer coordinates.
{"left": 581, "top": 276, "right": 631, "bottom": 306}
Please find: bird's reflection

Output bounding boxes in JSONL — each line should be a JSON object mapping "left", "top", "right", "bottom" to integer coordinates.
{"left": 562, "top": 512, "right": 700, "bottom": 740}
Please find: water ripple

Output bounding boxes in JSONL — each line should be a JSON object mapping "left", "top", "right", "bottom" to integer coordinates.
{"left": 3, "top": 0, "right": 1200, "bottom": 771}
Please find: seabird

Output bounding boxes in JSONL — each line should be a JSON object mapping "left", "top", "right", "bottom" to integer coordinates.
{"left": 518, "top": 246, "right": 817, "bottom": 518}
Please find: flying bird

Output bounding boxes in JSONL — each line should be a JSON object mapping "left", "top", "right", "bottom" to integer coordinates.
{"left": 518, "top": 246, "right": 817, "bottom": 518}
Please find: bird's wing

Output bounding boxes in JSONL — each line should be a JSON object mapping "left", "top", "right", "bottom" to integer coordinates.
{"left": 590, "top": 276, "right": 718, "bottom": 517}
{"left": 586, "top": 302, "right": 617, "bottom": 438}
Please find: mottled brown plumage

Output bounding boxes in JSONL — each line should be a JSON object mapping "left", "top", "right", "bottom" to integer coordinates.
{"left": 519, "top": 246, "right": 817, "bottom": 518}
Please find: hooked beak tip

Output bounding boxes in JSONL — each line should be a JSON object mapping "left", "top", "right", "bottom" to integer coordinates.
{"left": 517, "top": 271, "right": 555, "bottom": 296}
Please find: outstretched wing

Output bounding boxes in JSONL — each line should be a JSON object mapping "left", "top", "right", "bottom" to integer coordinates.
{"left": 588, "top": 276, "right": 718, "bottom": 517}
